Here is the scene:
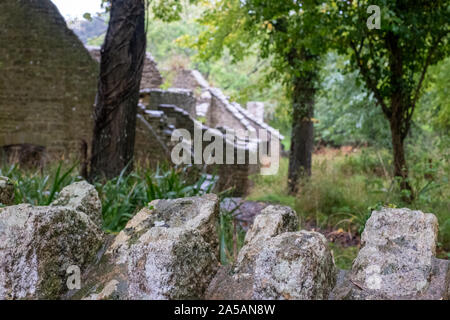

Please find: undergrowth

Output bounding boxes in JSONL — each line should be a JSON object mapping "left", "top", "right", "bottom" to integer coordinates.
{"left": 0, "top": 163, "right": 216, "bottom": 233}
{"left": 248, "top": 146, "right": 450, "bottom": 263}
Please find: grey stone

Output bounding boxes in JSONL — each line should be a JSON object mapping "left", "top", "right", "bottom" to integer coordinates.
{"left": 78, "top": 194, "right": 220, "bottom": 300}
{"left": 331, "top": 257, "right": 450, "bottom": 300}
{"left": 127, "top": 227, "right": 218, "bottom": 299}
{"left": 51, "top": 181, "right": 102, "bottom": 227}
{"left": 205, "top": 266, "right": 254, "bottom": 300}
{"left": 350, "top": 208, "right": 438, "bottom": 299}
{"left": 0, "top": 176, "right": 14, "bottom": 206}
{"left": 253, "top": 231, "right": 337, "bottom": 300}
{"left": 0, "top": 202, "right": 103, "bottom": 299}
{"left": 109, "top": 194, "right": 219, "bottom": 263}
{"left": 234, "top": 205, "right": 299, "bottom": 274}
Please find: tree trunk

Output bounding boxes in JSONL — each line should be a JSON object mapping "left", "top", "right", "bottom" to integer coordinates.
{"left": 389, "top": 111, "right": 413, "bottom": 200}
{"left": 384, "top": 32, "right": 414, "bottom": 201}
{"left": 90, "top": 0, "right": 146, "bottom": 180}
{"left": 288, "top": 76, "right": 315, "bottom": 194}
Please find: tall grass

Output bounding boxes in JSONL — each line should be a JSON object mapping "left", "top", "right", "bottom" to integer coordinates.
{"left": 97, "top": 164, "right": 216, "bottom": 232}
{"left": 248, "top": 147, "right": 450, "bottom": 260}
{"left": 0, "top": 162, "right": 81, "bottom": 206}
{"left": 1, "top": 161, "right": 250, "bottom": 265}
{"left": 218, "top": 199, "right": 247, "bottom": 265}
{"left": 0, "top": 163, "right": 216, "bottom": 233}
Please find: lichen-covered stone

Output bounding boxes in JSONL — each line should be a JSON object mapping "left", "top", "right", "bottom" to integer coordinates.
{"left": 205, "top": 266, "right": 254, "bottom": 300}
{"left": 253, "top": 231, "right": 337, "bottom": 300}
{"left": 51, "top": 181, "right": 102, "bottom": 227}
{"left": 349, "top": 208, "right": 438, "bottom": 299}
{"left": 127, "top": 227, "right": 218, "bottom": 299}
{"left": 79, "top": 194, "right": 220, "bottom": 300}
{"left": 109, "top": 194, "right": 219, "bottom": 263}
{"left": 234, "top": 205, "right": 299, "bottom": 274}
{"left": 0, "top": 203, "right": 103, "bottom": 299}
{"left": 330, "top": 257, "right": 450, "bottom": 300}
{"left": 0, "top": 176, "right": 14, "bottom": 206}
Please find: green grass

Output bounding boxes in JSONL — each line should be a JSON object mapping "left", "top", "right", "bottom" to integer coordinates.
{"left": 97, "top": 164, "right": 216, "bottom": 232}
{"left": 218, "top": 202, "right": 247, "bottom": 265}
{"left": 0, "top": 163, "right": 216, "bottom": 233}
{"left": 0, "top": 162, "right": 81, "bottom": 206}
{"left": 329, "top": 243, "right": 359, "bottom": 270}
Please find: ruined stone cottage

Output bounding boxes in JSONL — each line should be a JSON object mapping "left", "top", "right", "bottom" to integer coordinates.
{"left": 137, "top": 69, "right": 284, "bottom": 194}
{"left": 0, "top": 0, "right": 98, "bottom": 163}
{"left": 0, "top": 0, "right": 164, "bottom": 166}
{"left": 0, "top": 0, "right": 282, "bottom": 195}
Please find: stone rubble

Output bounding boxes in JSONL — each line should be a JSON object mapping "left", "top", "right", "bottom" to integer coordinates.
{"left": 234, "top": 205, "right": 299, "bottom": 274}
{"left": 0, "top": 180, "right": 447, "bottom": 300}
{"left": 253, "top": 231, "right": 337, "bottom": 300}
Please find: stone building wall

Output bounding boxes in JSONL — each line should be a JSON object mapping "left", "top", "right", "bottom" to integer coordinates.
{"left": 172, "top": 69, "right": 283, "bottom": 141}
{"left": 172, "top": 69, "right": 210, "bottom": 94}
{"left": 134, "top": 107, "right": 173, "bottom": 167}
{"left": 0, "top": 0, "right": 98, "bottom": 159}
{"left": 86, "top": 46, "right": 163, "bottom": 90}
{"left": 138, "top": 90, "right": 260, "bottom": 195}
{"left": 142, "top": 88, "right": 196, "bottom": 118}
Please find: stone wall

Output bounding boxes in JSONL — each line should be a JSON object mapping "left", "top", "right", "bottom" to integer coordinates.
{"left": 0, "top": 2, "right": 165, "bottom": 165}
{"left": 172, "top": 68, "right": 283, "bottom": 142}
{"left": 138, "top": 90, "right": 260, "bottom": 196}
{"left": 86, "top": 46, "right": 163, "bottom": 90}
{"left": 142, "top": 88, "right": 196, "bottom": 118}
{"left": 0, "top": 0, "right": 98, "bottom": 159}
{"left": 134, "top": 108, "right": 173, "bottom": 167}
{"left": 172, "top": 69, "right": 210, "bottom": 94}
{"left": 2, "top": 184, "right": 446, "bottom": 300}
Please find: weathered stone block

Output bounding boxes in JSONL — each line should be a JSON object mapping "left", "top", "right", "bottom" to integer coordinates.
{"left": 331, "top": 207, "right": 449, "bottom": 300}
{"left": 51, "top": 181, "right": 103, "bottom": 228}
{"left": 80, "top": 194, "right": 220, "bottom": 300}
{"left": 127, "top": 227, "right": 218, "bottom": 299}
{"left": 0, "top": 202, "right": 103, "bottom": 299}
{"left": 253, "top": 231, "right": 337, "bottom": 300}
{"left": 234, "top": 205, "right": 299, "bottom": 274}
{"left": 351, "top": 208, "right": 438, "bottom": 298}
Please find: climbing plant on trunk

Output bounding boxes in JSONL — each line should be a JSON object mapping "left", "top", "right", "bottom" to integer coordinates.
{"left": 328, "top": 0, "right": 449, "bottom": 200}
{"left": 90, "top": 0, "right": 146, "bottom": 180}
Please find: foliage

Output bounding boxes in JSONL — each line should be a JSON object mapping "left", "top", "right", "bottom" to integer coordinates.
{"left": 328, "top": 0, "right": 449, "bottom": 113}
{"left": 248, "top": 147, "right": 450, "bottom": 258}
{"left": 219, "top": 199, "right": 246, "bottom": 265}
{"left": 315, "top": 53, "right": 390, "bottom": 146}
{"left": 327, "top": 0, "right": 449, "bottom": 191}
{"left": 0, "top": 163, "right": 216, "bottom": 233}
{"left": 67, "top": 15, "right": 108, "bottom": 43}
{"left": 416, "top": 57, "right": 450, "bottom": 132}
{"left": 329, "top": 243, "right": 359, "bottom": 270}
{"left": 97, "top": 164, "right": 215, "bottom": 232}
{"left": 0, "top": 163, "right": 80, "bottom": 206}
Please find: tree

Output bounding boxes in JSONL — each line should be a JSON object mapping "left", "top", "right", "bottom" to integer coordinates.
{"left": 192, "top": 0, "right": 329, "bottom": 194}
{"left": 328, "top": 0, "right": 449, "bottom": 199}
{"left": 90, "top": 0, "right": 147, "bottom": 180}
